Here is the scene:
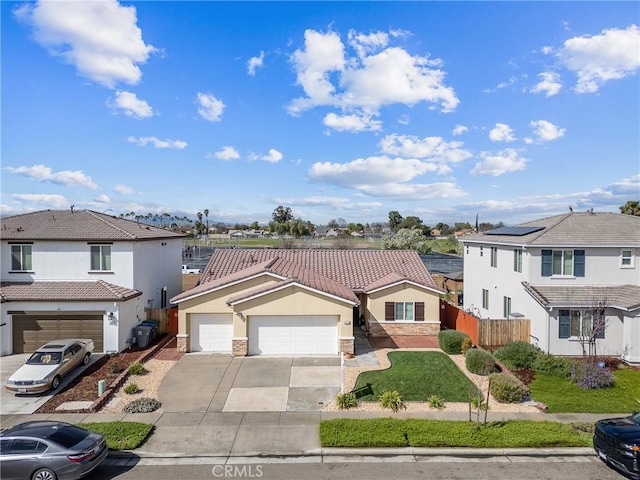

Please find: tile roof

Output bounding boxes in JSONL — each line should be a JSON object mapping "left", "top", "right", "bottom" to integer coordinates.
{"left": 462, "top": 212, "right": 640, "bottom": 246}
{"left": 1, "top": 209, "right": 185, "bottom": 241}
{"left": 523, "top": 283, "right": 640, "bottom": 311}
{"left": 0, "top": 281, "right": 142, "bottom": 303}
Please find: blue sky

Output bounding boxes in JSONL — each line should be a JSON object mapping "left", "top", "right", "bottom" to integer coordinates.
{"left": 2, "top": 1, "right": 639, "bottom": 227}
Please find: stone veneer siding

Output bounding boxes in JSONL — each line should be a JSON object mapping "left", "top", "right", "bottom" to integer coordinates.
{"left": 367, "top": 321, "right": 440, "bottom": 337}
{"left": 233, "top": 338, "right": 248, "bottom": 356}
{"left": 177, "top": 334, "right": 188, "bottom": 353}
{"left": 339, "top": 338, "right": 355, "bottom": 355}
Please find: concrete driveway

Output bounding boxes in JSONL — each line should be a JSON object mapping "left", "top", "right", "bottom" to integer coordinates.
{"left": 158, "top": 354, "right": 341, "bottom": 413}
{"left": 0, "top": 353, "right": 103, "bottom": 415}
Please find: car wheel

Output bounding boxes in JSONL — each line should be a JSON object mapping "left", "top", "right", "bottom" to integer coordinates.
{"left": 51, "top": 376, "right": 61, "bottom": 390}
{"left": 32, "top": 467, "right": 57, "bottom": 480}
{"left": 83, "top": 353, "right": 91, "bottom": 365}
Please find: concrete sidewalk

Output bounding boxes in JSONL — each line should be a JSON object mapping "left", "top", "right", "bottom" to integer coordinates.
{"left": 0, "top": 410, "right": 611, "bottom": 460}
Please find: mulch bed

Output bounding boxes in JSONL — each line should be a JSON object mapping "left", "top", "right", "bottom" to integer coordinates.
{"left": 35, "top": 346, "right": 155, "bottom": 414}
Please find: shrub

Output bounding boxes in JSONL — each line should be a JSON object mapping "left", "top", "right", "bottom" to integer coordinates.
{"left": 494, "top": 341, "right": 540, "bottom": 370}
{"left": 379, "top": 390, "right": 404, "bottom": 412}
{"left": 570, "top": 362, "right": 614, "bottom": 390}
{"left": 532, "top": 353, "right": 572, "bottom": 379}
{"left": 427, "top": 394, "right": 445, "bottom": 410}
{"left": 108, "top": 362, "right": 125, "bottom": 375}
{"left": 128, "top": 362, "right": 147, "bottom": 376}
{"left": 123, "top": 383, "right": 139, "bottom": 395}
{"left": 438, "top": 330, "right": 470, "bottom": 355}
{"left": 465, "top": 348, "right": 496, "bottom": 375}
{"left": 489, "top": 373, "right": 526, "bottom": 403}
{"left": 336, "top": 392, "right": 359, "bottom": 410}
{"left": 461, "top": 337, "right": 473, "bottom": 356}
{"left": 123, "top": 397, "right": 161, "bottom": 413}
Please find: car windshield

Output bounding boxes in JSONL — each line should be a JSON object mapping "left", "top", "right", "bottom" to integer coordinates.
{"left": 631, "top": 412, "right": 640, "bottom": 425}
{"left": 47, "top": 425, "right": 89, "bottom": 448}
{"left": 26, "top": 351, "right": 62, "bottom": 365}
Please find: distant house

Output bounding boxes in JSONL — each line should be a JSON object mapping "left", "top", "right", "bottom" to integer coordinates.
{"left": 461, "top": 212, "right": 640, "bottom": 363}
{"left": 171, "top": 249, "right": 444, "bottom": 355}
{"left": 0, "top": 209, "right": 184, "bottom": 355}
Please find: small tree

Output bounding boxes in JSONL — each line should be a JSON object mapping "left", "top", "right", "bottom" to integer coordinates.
{"left": 381, "top": 228, "right": 432, "bottom": 254}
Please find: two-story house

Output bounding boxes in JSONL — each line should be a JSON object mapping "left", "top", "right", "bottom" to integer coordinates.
{"left": 461, "top": 211, "right": 640, "bottom": 364}
{"left": 0, "top": 209, "right": 184, "bottom": 355}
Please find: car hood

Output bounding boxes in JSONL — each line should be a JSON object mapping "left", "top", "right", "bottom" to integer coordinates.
{"left": 8, "top": 364, "right": 59, "bottom": 382}
{"left": 597, "top": 417, "right": 640, "bottom": 443}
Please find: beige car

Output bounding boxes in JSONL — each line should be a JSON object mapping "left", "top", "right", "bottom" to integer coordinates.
{"left": 5, "top": 339, "right": 95, "bottom": 394}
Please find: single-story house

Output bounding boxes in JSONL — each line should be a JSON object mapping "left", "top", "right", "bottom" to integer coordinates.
{"left": 171, "top": 249, "right": 444, "bottom": 355}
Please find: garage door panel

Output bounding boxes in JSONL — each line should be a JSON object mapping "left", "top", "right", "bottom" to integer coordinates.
{"left": 190, "top": 314, "right": 233, "bottom": 352}
{"left": 12, "top": 315, "right": 104, "bottom": 353}
{"left": 249, "top": 315, "right": 338, "bottom": 355}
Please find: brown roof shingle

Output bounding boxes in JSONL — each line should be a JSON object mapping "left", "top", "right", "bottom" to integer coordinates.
{"left": 523, "top": 283, "right": 640, "bottom": 311}
{"left": 0, "top": 281, "right": 142, "bottom": 303}
{"left": 1, "top": 209, "right": 185, "bottom": 241}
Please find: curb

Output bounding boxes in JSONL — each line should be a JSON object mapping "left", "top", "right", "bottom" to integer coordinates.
{"left": 108, "top": 446, "right": 596, "bottom": 459}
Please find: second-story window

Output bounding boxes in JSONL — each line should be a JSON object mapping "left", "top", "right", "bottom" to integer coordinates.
{"left": 90, "top": 245, "right": 111, "bottom": 271}
{"left": 490, "top": 247, "right": 498, "bottom": 267}
{"left": 513, "top": 249, "right": 523, "bottom": 273}
{"left": 541, "top": 249, "right": 585, "bottom": 277}
{"left": 621, "top": 249, "right": 635, "bottom": 268}
{"left": 11, "top": 244, "right": 32, "bottom": 271}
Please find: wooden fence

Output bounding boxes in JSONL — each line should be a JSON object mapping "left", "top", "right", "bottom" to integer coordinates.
{"left": 144, "top": 307, "right": 178, "bottom": 335}
{"left": 440, "top": 300, "right": 530, "bottom": 349}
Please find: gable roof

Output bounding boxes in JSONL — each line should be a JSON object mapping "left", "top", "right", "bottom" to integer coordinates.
{"left": 523, "top": 283, "right": 640, "bottom": 312}
{"left": 462, "top": 212, "right": 640, "bottom": 247}
{"left": 1, "top": 209, "right": 185, "bottom": 241}
{"left": 0, "top": 281, "right": 142, "bottom": 303}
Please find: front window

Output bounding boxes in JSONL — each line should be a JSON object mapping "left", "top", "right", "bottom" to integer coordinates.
{"left": 384, "top": 302, "right": 425, "bottom": 321}
{"left": 11, "top": 244, "right": 32, "bottom": 271}
{"left": 482, "top": 289, "right": 489, "bottom": 309}
{"left": 90, "top": 245, "right": 111, "bottom": 271}
{"left": 395, "top": 302, "right": 414, "bottom": 321}
{"left": 542, "top": 249, "right": 585, "bottom": 277}
{"left": 559, "top": 309, "right": 605, "bottom": 339}
{"left": 513, "top": 249, "right": 523, "bottom": 273}
{"left": 490, "top": 247, "right": 498, "bottom": 267}
{"left": 621, "top": 249, "right": 635, "bottom": 268}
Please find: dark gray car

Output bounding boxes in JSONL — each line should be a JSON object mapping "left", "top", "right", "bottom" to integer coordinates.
{"left": 0, "top": 421, "right": 107, "bottom": 480}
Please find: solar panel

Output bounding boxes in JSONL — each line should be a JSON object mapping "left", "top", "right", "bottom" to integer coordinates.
{"left": 485, "top": 226, "right": 545, "bottom": 236}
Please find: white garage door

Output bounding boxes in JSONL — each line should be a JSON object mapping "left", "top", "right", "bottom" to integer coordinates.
{"left": 190, "top": 314, "right": 233, "bottom": 352}
{"left": 249, "top": 315, "right": 338, "bottom": 355}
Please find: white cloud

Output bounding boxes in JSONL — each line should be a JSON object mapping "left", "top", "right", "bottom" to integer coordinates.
{"left": 323, "top": 112, "right": 382, "bottom": 132}
{"left": 94, "top": 194, "right": 111, "bottom": 203}
{"left": 113, "top": 184, "right": 135, "bottom": 195}
{"left": 530, "top": 71, "right": 562, "bottom": 97}
{"left": 272, "top": 195, "right": 383, "bottom": 210}
{"left": 260, "top": 149, "right": 283, "bottom": 163}
{"left": 452, "top": 125, "right": 468, "bottom": 136}
{"left": 109, "top": 91, "right": 153, "bottom": 118}
{"left": 355, "top": 181, "right": 467, "bottom": 199}
{"left": 552, "top": 24, "right": 640, "bottom": 93}
{"left": 489, "top": 123, "right": 516, "bottom": 142}
{"left": 379, "top": 134, "right": 472, "bottom": 164}
{"left": 14, "top": 0, "right": 155, "bottom": 88}
{"left": 247, "top": 51, "right": 264, "bottom": 76}
{"left": 5, "top": 164, "right": 98, "bottom": 189}
{"left": 288, "top": 29, "right": 459, "bottom": 121}
{"left": 397, "top": 114, "right": 410, "bottom": 125}
{"left": 529, "top": 120, "right": 566, "bottom": 142}
{"left": 214, "top": 146, "right": 240, "bottom": 161}
{"left": 11, "top": 193, "right": 69, "bottom": 209}
{"left": 470, "top": 149, "right": 528, "bottom": 176}
{"left": 127, "top": 136, "right": 187, "bottom": 149}
{"left": 196, "top": 92, "right": 225, "bottom": 121}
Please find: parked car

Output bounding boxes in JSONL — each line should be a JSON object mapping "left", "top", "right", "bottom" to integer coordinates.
{"left": 5, "top": 339, "right": 95, "bottom": 395}
{"left": 0, "top": 420, "right": 108, "bottom": 480}
{"left": 594, "top": 411, "right": 640, "bottom": 480}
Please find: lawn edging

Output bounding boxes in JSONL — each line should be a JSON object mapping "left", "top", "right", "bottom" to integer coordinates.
{"left": 319, "top": 446, "right": 595, "bottom": 457}
{"left": 88, "top": 334, "right": 174, "bottom": 413}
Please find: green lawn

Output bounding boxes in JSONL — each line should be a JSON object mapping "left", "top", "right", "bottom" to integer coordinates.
{"left": 320, "top": 418, "right": 592, "bottom": 448}
{"left": 353, "top": 351, "right": 479, "bottom": 402}
{"left": 529, "top": 368, "right": 640, "bottom": 413}
{"left": 78, "top": 421, "right": 154, "bottom": 450}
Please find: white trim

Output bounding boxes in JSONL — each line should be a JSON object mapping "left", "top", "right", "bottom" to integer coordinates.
{"left": 620, "top": 248, "right": 635, "bottom": 269}
{"left": 228, "top": 281, "right": 358, "bottom": 307}
{"left": 366, "top": 279, "right": 443, "bottom": 296}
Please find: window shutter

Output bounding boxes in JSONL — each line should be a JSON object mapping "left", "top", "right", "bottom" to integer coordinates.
{"left": 415, "top": 302, "right": 425, "bottom": 321}
{"left": 541, "top": 250, "right": 552, "bottom": 276}
{"left": 385, "top": 302, "right": 395, "bottom": 321}
{"left": 559, "top": 310, "right": 570, "bottom": 338}
{"left": 574, "top": 250, "right": 585, "bottom": 277}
